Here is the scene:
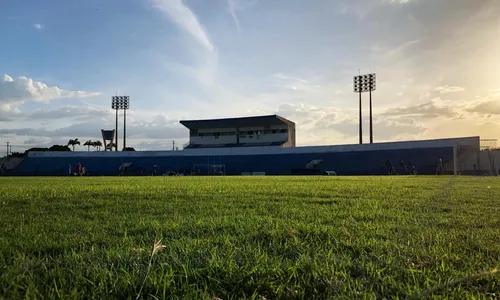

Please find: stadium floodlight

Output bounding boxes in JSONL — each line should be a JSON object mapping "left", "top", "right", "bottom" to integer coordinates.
{"left": 111, "top": 96, "right": 130, "bottom": 109}
{"left": 354, "top": 73, "right": 376, "bottom": 144}
{"left": 111, "top": 96, "right": 130, "bottom": 151}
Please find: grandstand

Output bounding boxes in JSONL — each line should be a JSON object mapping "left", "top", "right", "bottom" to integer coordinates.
{"left": 181, "top": 115, "right": 296, "bottom": 148}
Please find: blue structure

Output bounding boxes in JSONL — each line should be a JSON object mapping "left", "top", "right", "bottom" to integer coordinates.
{"left": 10, "top": 136, "right": 480, "bottom": 176}
{"left": 5, "top": 114, "right": 482, "bottom": 176}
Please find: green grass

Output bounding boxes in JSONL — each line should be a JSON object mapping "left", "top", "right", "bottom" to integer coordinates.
{"left": 0, "top": 176, "right": 499, "bottom": 299}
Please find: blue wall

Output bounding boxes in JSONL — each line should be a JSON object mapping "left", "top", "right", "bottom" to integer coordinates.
{"left": 12, "top": 147, "right": 452, "bottom": 176}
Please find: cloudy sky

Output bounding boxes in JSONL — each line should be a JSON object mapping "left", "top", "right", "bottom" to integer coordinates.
{"left": 1, "top": 0, "right": 499, "bottom": 152}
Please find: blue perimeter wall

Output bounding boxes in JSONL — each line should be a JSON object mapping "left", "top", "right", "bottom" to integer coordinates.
{"left": 11, "top": 136, "right": 479, "bottom": 176}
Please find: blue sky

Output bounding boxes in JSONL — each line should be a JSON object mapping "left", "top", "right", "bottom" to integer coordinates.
{"left": 1, "top": 0, "right": 499, "bottom": 151}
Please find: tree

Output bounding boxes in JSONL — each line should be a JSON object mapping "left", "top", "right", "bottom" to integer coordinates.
{"left": 83, "top": 140, "right": 93, "bottom": 151}
{"left": 94, "top": 140, "right": 103, "bottom": 151}
{"left": 48, "top": 145, "right": 71, "bottom": 152}
{"left": 67, "top": 138, "right": 81, "bottom": 151}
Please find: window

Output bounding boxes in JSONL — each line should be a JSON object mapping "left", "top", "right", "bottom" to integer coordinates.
{"left": 279, "top": 129, "right": 288, "bottom": 133}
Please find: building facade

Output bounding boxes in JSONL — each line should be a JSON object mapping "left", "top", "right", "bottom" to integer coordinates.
{"left": 180, "top": 115, "right": 296, "bottom": 148}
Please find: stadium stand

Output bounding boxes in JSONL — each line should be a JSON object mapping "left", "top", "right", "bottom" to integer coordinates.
{"left": 10, "top": 136, "right": 479, "bottom": 176}
{"left": 3, "top": 114, "right": 486, "bottom": 177}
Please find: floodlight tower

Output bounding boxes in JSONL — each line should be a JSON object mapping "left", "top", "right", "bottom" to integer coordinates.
{"left": 354, "top": 73, "right": 376, "bottom": 144}
{"left": 111, "top": 96, "right": 130, "bottom": 151}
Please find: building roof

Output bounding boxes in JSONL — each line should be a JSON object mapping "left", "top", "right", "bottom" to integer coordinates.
{"left": 180, "top": 114, "right": 295, "bottom": 130}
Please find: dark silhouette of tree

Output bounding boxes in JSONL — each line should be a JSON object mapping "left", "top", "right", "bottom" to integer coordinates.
{"left": 94, "top": 140, "right": 103, "bottom": 151}
{"left": 83, "top": 140, "right": 93, "bottom": 151}
{"left": 67, "top": 138, "right": 81, "bottom": 151}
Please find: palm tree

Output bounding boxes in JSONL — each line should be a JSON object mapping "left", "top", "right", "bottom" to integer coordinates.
{"left": 67, "top": 138, "right": 81, "bottom": 151}
{"left": 94, "top": 140, "right": 103, "bottom": 151}
{"left": 83, "top": 140, "right": 93, "bottom": 151}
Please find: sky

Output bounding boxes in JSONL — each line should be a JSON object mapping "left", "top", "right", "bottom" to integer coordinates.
{"left": 1, "top": 0, "right": 499, "bottom": 152}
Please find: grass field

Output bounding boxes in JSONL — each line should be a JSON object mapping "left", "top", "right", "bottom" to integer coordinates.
{"left": 0, "top": 176, "right": 499, "bottom": 299}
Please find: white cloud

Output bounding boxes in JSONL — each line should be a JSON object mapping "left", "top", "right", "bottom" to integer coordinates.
{"left": 0, "top": 104, "right": 22, "bottom": 121}
{"left": 467, "top": 100, "right": 500, "bottom": 115}
{"left": 434, "top": 85, "right": 465, "bottom": 94}
{"left": 382, "top": 39, "right": 423, "bottom": 59}
{"left": 382, "top": 99, "right": 458, "bottom": 119}
{"left": 270, "top": 73, "right": 337, "bottom": 96}
{"left": 29, "top": 105, "right": 111, "bottom": 121}
{"left": 273, "top": 102, "right": 428, "bottom": 145}
{"left": 151, "top": 0, "right": 214, "bottom": 51}
{"left": 227, "top": 0, "right": 241, "bottom": 32}
{"left": 0, "top": 74, "right": 100, "bottom": 105}
{"left": 465, "top": 91, "right": 500, "bottom": 115}
{"left": 33, "top": 24, "right": 43, "bottom": 30}
{"left": 273, "top": 73, "right": 308, "bottom": 83}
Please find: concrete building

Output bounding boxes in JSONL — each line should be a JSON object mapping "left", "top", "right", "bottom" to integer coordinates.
{"left": 180, "top": 115, "right": 296, "bottom": 148}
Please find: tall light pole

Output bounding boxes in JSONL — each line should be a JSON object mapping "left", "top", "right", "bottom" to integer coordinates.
{"left": 354, "top": 73, "right": 376, "bottom": 144}
{"left": 354, "top": 76, "right": 363, "bottom": 144}
{"left": 368, "top": 74, "right": 376, "bottom": 144}
{"left": 112, "top": 96, "right": 130, "bottom": 151}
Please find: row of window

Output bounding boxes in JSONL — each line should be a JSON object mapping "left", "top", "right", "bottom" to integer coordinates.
{"left": 191, "top": 129, "right": 288, "bottom": 137}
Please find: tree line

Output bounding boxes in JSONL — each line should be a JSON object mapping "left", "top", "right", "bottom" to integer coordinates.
{"left": 8, "top": 139, "right": 112, "bottom": 158}
{"left": 67, "top": 139, "right": 135, "bottom": 151}
{"left": 67, "top": 138, "right": 107, "bottom": 151}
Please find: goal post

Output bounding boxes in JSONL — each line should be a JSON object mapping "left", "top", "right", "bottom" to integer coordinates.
{"left": 452, "top": 142, "right": 479, "bottom": 176}
{"left": 192, "top": 164, "right": 226, "bottom": 175}
{"left": 453, "top": 144, "right": 457, "bottom": 176}
{"left": 453, "top": 141, "right": 499, "bottom": 176}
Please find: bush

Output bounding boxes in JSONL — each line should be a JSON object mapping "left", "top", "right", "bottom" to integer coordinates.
{"left": 10, "top": 145, "right": 72, "bottom": 157}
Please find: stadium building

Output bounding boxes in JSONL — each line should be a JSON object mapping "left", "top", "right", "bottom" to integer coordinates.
{"left": 181, "top": 115, "right": 296, "bottom": 149}
{"left": 5, "top": 114, "right": 494, "bottom": 176}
